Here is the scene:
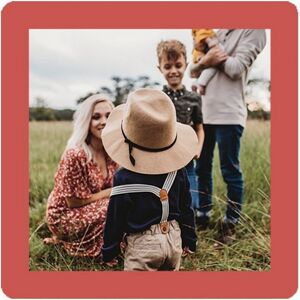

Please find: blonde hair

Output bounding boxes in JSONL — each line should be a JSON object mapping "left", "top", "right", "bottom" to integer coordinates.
{"left": 65, "top": 94, "right": 114, "bottom": 161}
{"left": 156, "top": 39, "right": 187, "bottom": 64}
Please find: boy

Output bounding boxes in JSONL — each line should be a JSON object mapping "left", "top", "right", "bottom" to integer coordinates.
{"left": 101, "top": 88, "right": 197, "bottom": 270}
{"left": 156, "top": 39, "right": 204, "bottom": 219}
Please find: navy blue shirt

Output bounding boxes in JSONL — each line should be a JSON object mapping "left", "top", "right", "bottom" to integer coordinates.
{"left": 163, "top": 85, "right": 203, "bottom": 126}
{"left": 102, "top": 167, "right": 197, "bottom": 262}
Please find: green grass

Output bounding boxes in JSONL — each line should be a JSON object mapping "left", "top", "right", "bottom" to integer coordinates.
{"left": 29, "top": 120, "right": 270, "bottom": 271}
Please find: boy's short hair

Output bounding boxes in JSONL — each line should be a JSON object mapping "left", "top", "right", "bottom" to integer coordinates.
{"left": 156, "top": 40, "right": 187, "bottom": 64}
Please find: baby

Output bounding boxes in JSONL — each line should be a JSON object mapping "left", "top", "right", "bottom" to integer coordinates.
{"left": 191, "top": 29, "right": 224, "bottom": 95}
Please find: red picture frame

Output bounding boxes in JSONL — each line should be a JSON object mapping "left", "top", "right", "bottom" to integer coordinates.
{"left": 1, "top": 1, "right": 298, "bottom": 298}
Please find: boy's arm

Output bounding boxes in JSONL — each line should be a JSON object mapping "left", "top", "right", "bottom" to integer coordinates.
{"left": 102, "top": 175, "right": 130, "bottom": 262}
{"left": 178, "top": 169, "right": 198, "bottom": 252}
{"left": 191, "top": 95, "right": 204, "bottom": 159}
{"left": 194, "top": 123, "right": 204, "bottom": 159}
{"left": 220, "top": 30, "right": 266, "bottom": 80}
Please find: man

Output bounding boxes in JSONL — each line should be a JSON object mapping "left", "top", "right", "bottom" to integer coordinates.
{"left": 190, "top": 29, "right": 266, "bottom": 245}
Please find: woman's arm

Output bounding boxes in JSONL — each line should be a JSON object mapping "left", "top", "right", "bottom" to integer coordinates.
{"left": 66, "top": 187, "right": 112, "bottom": 208}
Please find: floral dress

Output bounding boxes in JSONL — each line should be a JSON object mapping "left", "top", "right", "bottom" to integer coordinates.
{"left": 46, "top": 147, "right": 118, "bottom": 257}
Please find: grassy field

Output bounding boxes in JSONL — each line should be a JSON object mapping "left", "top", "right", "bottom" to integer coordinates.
{"left": 29, "top": 120, "right": 270, "bottom": 271}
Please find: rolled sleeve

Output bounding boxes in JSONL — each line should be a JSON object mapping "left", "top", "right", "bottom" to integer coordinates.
{"left": 223, "top": 30, "right": 267, "bottom": 80}
{"left": 58, "top": 148, "right": 92, "bottom": 200}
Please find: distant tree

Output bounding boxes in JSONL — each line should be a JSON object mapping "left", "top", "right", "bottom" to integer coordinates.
{"left": 30, "top": 97, "right": 56, "bottom": 121}
{"left": 245, "top": 79, "right": 271, "bottom": 120}
{"left": 246, "top": 79, "right": 270, "bottom": 103}
{"left": 53, "top": 109, "right": 74, "bottom": 121}
{"left": 107, "top": 75, "right": 160, "bottom": 106}
{"left": 76, "top": 75, "right": 160, "bottom": 106}
{"left": 76, "top": 92, "right": 95, "bottom": 104}
{"left": 247, "top": 110, "right": 270, "bottom": 121}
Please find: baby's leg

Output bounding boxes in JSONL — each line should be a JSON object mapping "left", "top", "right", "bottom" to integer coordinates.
{"left": 199, "top": 85, "right": 206, "bottom": 95}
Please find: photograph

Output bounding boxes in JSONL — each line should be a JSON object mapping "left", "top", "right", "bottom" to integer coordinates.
{"left": 29, "top": 28, "right": 271, "bottom": 272}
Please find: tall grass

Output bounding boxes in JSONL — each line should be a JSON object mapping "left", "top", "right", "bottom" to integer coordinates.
{"left": 29, "top": 120, "right": 270, "bottom": 271}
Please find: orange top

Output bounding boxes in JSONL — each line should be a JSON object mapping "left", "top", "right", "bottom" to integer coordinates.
{"left": 192, "top": 29, "right": 216, "bottom": 63}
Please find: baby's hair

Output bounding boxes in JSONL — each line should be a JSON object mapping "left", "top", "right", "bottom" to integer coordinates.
{"left": 156, "top": 40, "right": 187, "bottom": 64}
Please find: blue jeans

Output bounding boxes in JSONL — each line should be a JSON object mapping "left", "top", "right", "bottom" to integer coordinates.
{"left": 195, "top": 125, "right": 244, "bottom": 223}
{"left": 185, "top": 160, "right": 199, "bottom": 210}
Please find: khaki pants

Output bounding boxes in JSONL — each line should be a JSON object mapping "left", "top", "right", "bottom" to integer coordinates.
{"left": 124, "top": 220, "right": 182, "bottom": 271}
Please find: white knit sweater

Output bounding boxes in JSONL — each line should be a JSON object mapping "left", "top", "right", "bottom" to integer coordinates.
{"left": 200, "top": 29, "right": 266, "bottom": 127}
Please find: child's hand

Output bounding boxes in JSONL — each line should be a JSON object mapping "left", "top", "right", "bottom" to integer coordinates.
{"left": 206, "top": 37, "right": 219, "bottom": 49}
{"left": 199, "top": 85, "right": 206, "bottom": 95}
{"left": 120, "top": 240, "right": 127, "bottom": 254}
{"left": 182, "top": 247, "right": 195, "bottom": 257}
{"left": 194, "top": 143, "right": 203, "bottom": 159}
{"left": 191, "top": 84, "right": 198, "bottom": 93}
{"left": 120, "top": 241, "right": 126, "bottom": 250}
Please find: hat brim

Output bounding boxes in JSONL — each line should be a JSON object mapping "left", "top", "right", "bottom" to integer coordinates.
{"left": 102, "top": 104, "right": 198, "bottom": 174}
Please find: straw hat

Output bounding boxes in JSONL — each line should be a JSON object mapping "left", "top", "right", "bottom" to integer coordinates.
{"left": 102, "top": 88, "right": 198, "bottom": 174}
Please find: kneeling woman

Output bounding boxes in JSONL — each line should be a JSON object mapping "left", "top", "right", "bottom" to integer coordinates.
{"left": 45, "top": 94, "right": 118, "bottom": 257}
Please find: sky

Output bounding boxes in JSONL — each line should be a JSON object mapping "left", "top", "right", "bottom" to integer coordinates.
{"left": 29, "top": 29, "right": 270, "bottom": 110}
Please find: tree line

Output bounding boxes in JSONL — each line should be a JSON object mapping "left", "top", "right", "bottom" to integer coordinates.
{"left": 30, "top": 76, "right": 270, "bottom": 121}
{"left": 30, "top": 76, "right": 159, "bottom": 121}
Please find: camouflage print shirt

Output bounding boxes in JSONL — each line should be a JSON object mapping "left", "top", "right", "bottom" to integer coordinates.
{"left": 163, "top": 85, "right": 203, "bottom": 126}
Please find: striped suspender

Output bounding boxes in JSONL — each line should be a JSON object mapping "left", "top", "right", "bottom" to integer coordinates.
{"left": 160, "top": 171, "right": 177, "bottom": 223}
{"left": 111, "top": 184, "right": 161, "bottom": 198}
{"left": 110, "top": 171, "right": 177, "bottom": 225}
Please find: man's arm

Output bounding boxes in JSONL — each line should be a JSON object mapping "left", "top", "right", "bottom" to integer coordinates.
{"left": 221, "top": 30, "right": 267, "bottom": 80}
{"left": 190, "top": 45, "right": 228, "bottom": 78}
